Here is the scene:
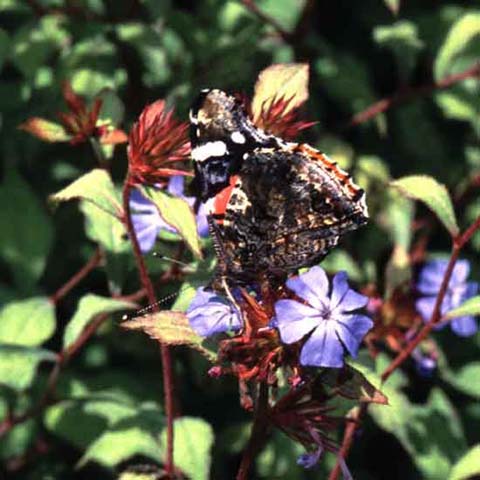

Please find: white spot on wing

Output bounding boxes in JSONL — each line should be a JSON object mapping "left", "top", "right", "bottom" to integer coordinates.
{"left": 231, "top": 131, "right": 246, "bottom": 144}
{"left": 192, "top": 141, "right": 228, "bottom": 162}
{"left": 189, "top": 111, "right": 198, "bottom": 124}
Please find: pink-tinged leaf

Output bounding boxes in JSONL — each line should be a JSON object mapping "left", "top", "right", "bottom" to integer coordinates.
{"left": 19, "top": 118, "right": 72, "bottom": 143}
{"left": 384, "top": 0, "right": 400, "bottom": 15}
{"left": 122, "top": 311, "right": 216, "bottom": 361}
{"left": 319, "top": 365, "right": 389, "bottom": 405}
{"left": 100, "top": 128, "right": 128, "bottom": 145}
{"left": 251, "top": 63, "right": 309, "bottom": 122}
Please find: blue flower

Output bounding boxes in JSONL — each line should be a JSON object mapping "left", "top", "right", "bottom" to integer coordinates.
{"left": 415, "top": 259, "right": 478, "bottom": 337}
{"left": 297, "top": 447, "right": 323, "bottom": 469}
{"left": 129, "top": 176, "right": 210, "bottom": 253}
{"left": 413, "top": 350, "right": 437, "bottom": 378}
{"left": 274, "top": 266, "right": 373, "bottom": 368}
{"left": 186, "top": 287, "right": 242, "bottom": 337}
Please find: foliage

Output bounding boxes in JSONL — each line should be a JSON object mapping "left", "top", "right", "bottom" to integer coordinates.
{"left": 0, "top": 1, "right": 479, "bottom": 479}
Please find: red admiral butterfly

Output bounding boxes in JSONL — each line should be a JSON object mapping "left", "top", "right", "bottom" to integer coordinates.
{"left": 190, "top": 89, "right": 368, "bottom": 284}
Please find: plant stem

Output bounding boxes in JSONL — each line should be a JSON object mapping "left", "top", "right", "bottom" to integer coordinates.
{"left": 49, "top": 248, "right": 102, "bottom": 304}
{"left": 348, "top": 62, "right": 480, "bottom": 127}
{"left": 122, "top": 180, "right": 175, "bottom": 476}
{"left": 236, "top": 382, "right": 270, "bottom": 480}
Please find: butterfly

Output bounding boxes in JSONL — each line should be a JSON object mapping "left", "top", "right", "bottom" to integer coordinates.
{"left": 190, "top": 89, "right": 368, "bottom": 285}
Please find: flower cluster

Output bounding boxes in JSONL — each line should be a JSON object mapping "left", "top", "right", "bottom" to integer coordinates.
{"left": 187, "top": 266, "right": 373, "bottom": 369}
{"left": 416, "top": 259, "right": 478, "bottom": 336}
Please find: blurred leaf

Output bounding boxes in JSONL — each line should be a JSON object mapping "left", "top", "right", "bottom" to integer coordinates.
{"left": 0, "top": 417, "right": 37, "bottom": 460}
{"left": 0, "top": 28, "right": 10, "bottom": 72}
{"left": 321, "top": 250, "right": 363, "bottom": 282}
{"left": 141, "top": 186, "right": 202, "bottom": 259}
{"left": 64, "top": 294, "right": 136, "bottom": 349}
{"left": 449, "top": 444, "right": 480, "bottom": 480}
{"left": 435, "top": 91, "right": 479, "bottom": 122}
{"left": 80, "top": 200, "right": 129, "bottom": 253}
{"left": 98, "top": 88, "right": 125, "bottom": 126}
{"left": 50, "top": 169, "right": 123, "bottom": 218}
{"left": 161, "top": 417, "right": 214, "bottom": 480}
{"left": 122, "top": 311, "right": 215, "bottom": 362}
{"left": 252, "top": 63, "right": 309, "bottom": 119}
{"left": 373, "top": 21, "right": 423, "bottom": 79}
{"left": 435, "top": 13, "right": 480, "bottom": 80}
{"left": 442, "top": 362, "right": 480, "bottom": 399}
{"left": 0, "top": 171, "right": 54, "bottom": 291}
{"left": 255, "top": 0, "right": 306, "bottom": 32}
{"left": 0, "top": 297, "right": 55, "bottom": 346}
{"left": 385, "top": 245, "right": 411, "bottom": 297}
{"left": 0, "top": 345, "right": 56, "bottom": 390}
{"left": 78, "top": 403, "right": 163, "bottom": 468}
{"left": 390, "top": 175, "right": 459, "bottom": 236}
{"left": 71, "top": 69, "right": 117, "bottom": 96}
{"left": 383, "top": 0, "right": 400, "bottom": 16}
{"left": 445, "top": 296, "right": 480, "bottom": 320}
{"left": 320, "top": 364, "right": 388, "bottom": 404}
{"left": 18, "top": 117, "right": 71, "bottom": 143}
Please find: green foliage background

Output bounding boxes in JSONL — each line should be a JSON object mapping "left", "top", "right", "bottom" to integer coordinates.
{"left": 0, "top": 1, "right": 479, "bottom": 479}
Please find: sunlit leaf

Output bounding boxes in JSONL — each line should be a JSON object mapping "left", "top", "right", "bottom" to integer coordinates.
{"left": 122, "top": 311, "right": 215, "bottom": 362}
{"left": 435, "top": 13, "right": 480, "bottom": 80}
{"left": 64, "top": 295, "right": 136, "bottom": 349}
{"left": 140, "top": 186, "right": 202, "bottom": 259}
{"left": 449, "top": 444, "right": 480, "bottom": 480}
{"left": 0, "top": 297, "right": 55, "bottom": 346}
{"left": 390, "top": 175, "right": 459, "bottom": 236}
{"left": 442, "top": 362, "right": 480, "bottom": 399}
{"left": 252, "top": 63, "right": 309, "bottom": 120}
{"left": 18, "top": 117, "right": 71, "bottom": 142}
{"left": 161, "top": 417, "right": 214, "bottom": 480}
{"left": 445, "top": 295, "right": 480, "bottom": 320}
{"left": 0, "top": 345, "right": 56, "bottom": 390}
{"left": 50, "top": 169, "right": 123, "bottom": 219}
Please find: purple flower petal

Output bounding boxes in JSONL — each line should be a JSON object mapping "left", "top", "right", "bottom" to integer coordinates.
{"left": 167, "top": 175, "right": 185, "bottom": 196}
{"left": 275, "top": 299, "right": 320, "bottom": 344}
{"left": 286, "top": 266, "right": 329, "bottom": 310}
{"left": 187, "top": 288, "right": 242, "bottom": 337}
{"left": 196, "top": 202, "right": 211, "bottom": 238}
{"left": 451, "top": 316, "right": 478, "bottom": 337}
{"left": 330, "top": 272, "right": 368, "bottom": 312}
{"left": 416, "top": 296, "right": 436, "bottom": 322}
{"left": 297, "top": 447, "right": 323, "bottom": 469}
{"left": 132, "top": 213, "right": 162, "bottom": 253}
{"left": 335, "top": 314, "right": 374, "bottom": 358}
{"left": 300, "top": 322, "right": 345, "bottom": 368}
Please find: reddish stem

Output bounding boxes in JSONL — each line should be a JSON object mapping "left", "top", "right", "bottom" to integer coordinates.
{"left": 0, "top": 288, "right": 146, "bottom": 439}
{"left": 122, "top": 180, "right": 175, "bottom": 476}
{"left": 329, "top": 215, "right": 480, "bottom": 480}
{"left": 49, "top": 248, "right": 102, "bottom": 304}
{"left": 349, "top": 62, "right": 480, "bottom": 127}
{"left": 236, "top": 382, "right": 270, "bottom": 480}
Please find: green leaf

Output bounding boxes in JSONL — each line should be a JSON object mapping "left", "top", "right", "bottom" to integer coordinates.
{"left": 435, "top": 13, "right": 480, "bottom": 80}
{"left": 0, "top": 297, "right": 55, "bottom": 346}
{"left": 255, "top": 0, "right": 306, "bottom": 32}
{"left": 0, "top": 171, "right": 54, "bottom": 292}
{"left": 445, "top": 295, "right": 480, "bottom": 320}
{"left": 18, "top": 117, "right": 71, "bottom": 142}
{"left": 122, "top": 311, "right": 215, "bottom": 362}
{"left": 140, "top": 186, "right": 202, "bottom": 259}
{"left": 435, "top": 91, "right": 479, "bottom": 122}
{"left": 50, "top": 169, "right": 123, "bottom": 219}
{"left": 449, "top": 445, "right": 480, "bottom": 480}
{"left": 64, "top": 295, "right": 136, "bottom": 349}
{"left": 78, "top": 403, "right": 163, "bottom": 468}
{"left": 390, "top": 175, "right": 459, "bottom": 236}
{"left": 98, "top": 88, "right": 125, "bottom": 126}
{"left": 0, "top": 28, "right": 10, "bottom": 72}
{"left": 161, "top": 417, "right": 214, "bottom": 480}
{"left": 442, "top": 362, "right": 480, "bottom": 398}
{"left": 0, "top": 345, "right": 56, "bottom": 390}
{"left": 80, "top": 200, "right": 129, "bottom": 253}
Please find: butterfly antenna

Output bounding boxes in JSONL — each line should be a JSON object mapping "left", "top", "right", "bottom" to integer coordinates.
{"left": 152, "top": 252, "right": 190, "bottom": 268}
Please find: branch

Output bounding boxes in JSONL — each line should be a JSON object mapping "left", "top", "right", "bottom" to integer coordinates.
{"left": 328, "top": 215, "right": 480, "bottom": 479}
{"left": 49, "top": 248, "right": 102, "bottom": 304}
{"left": 0, "top": 288, "right": 146, "bottom": 439}
{"left": 122, "top": 180, "right": 175, "bottom": 477}
{"left": 349, "top": 62, "right": 480, "bottom": 127}
{"left": 240, "top": 0, "right": 291, "bottom": 42}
